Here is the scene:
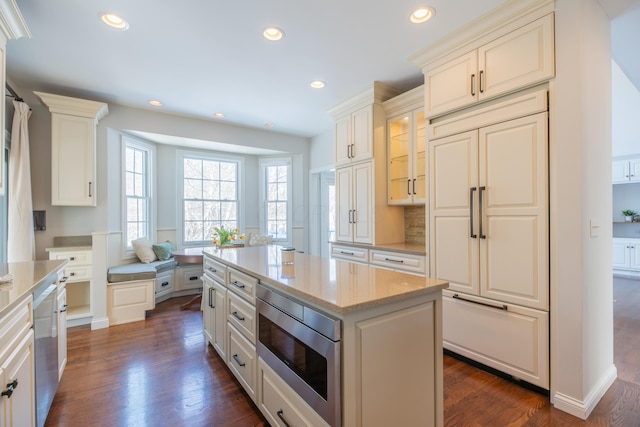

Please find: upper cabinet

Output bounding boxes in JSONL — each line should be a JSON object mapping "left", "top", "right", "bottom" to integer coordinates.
{"left": 329, "top": 82, "right": 400, "bottom": 167}
{"left": 0, "top": 1, "right": 31, "bottom": 196}
{"left": 34, "top": 92, "right": 108, "bottom": 206}
{"left": 424, "top": 14, "right": 555, "bottom": 118}
{"left": 383, "top": 85, "right": 426, "bottom": 205}
{"left": 612, "top": 157, "right": 640, "bottom": 184}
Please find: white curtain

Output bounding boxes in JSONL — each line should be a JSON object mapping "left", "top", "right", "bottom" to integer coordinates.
{"left": 7, "top": 100, "right": 34, "bottom": 262}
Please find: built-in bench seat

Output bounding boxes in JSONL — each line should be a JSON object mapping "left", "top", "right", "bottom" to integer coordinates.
{"left": 107, "top": 259, "right": 178, "bottom": 283}
{"left": 106, "top": 259, "right": 178, "bottom": 325}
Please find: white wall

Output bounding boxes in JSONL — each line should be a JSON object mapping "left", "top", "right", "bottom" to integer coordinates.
{"left": 612, "top": 60, "right": 640, "bottom": 157}
{"left": 310, "top": 130, "right": 334, "bottom": 171}
{"left": 28, "top": 101, "right": 311, "bottom": 259}
{"left": 551, "top": 0, "right": 615, "bottom": 418}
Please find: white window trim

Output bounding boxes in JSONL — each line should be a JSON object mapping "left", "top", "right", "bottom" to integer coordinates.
{"left": 176, "top": 149, "right": 244, "bottom": 248}
{"left": 259, "top": 156, "right": 292, "bottom": 246}
{"left": 121, "top": 134, "right": 156, "bottom": 257}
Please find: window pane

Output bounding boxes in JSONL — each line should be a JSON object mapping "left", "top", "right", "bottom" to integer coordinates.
{"left": 268, "top": 183, "right": 278, "bottom": 200}
{"left": 277, "top": 183, "right": 287, "bottom": 200}
{"left": 276, "top": 202, "right": 287, "bottom": 220}
{"left": 182, "top": 156, "right": 239, "bottom": 243}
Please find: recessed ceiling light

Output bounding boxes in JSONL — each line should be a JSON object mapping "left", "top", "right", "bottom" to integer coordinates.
{"left": 265, "top": 123, "right": 275, "bottom": 128}
{"left": 263, "top": 27, "right": 285, "bottom": 41}
{"left": 410, "top": 6, "right": 435, "bottom": 24}
{"left": 99, "top": 12, "right": 130, "bottom": 30}
{"left": 310, "top": 80, "right": 326, "bottom": 89}
{"left": 213, "top": 113, "right": 225, "bottom": 119}
{"left": 149, "top": 100, "right": 163, "bottom": 107}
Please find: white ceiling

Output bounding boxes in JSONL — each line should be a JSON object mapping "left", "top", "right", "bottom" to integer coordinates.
{"left": 5, "top": 0, "right": 640, "bottom": 143}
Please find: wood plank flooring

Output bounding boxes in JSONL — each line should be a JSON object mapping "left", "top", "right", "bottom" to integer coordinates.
{"left": 45, "top": 278, "right": 640, "bottom": 426}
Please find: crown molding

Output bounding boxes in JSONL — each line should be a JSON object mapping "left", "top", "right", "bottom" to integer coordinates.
{"left": 34, "top": 91, "right": 109, "bottom": 121}
{"left": 0, "top": 0, "right": 30, "bottom": 40}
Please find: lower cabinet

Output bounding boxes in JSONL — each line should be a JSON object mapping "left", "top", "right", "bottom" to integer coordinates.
{"left": 57, "top": 284, "right": 68, "bottom": 381}
{"left": 154, "top": 270, "right": 174, "bottom": 301}
{"left": 0, "top": 297, "right": 36, "bottom": 427}
{"left": 369, "top": 249, "right": 426, "bottom": 275}
{"left": 258, "top": 357, "right": 330, "bottom": 427}
{"left": 202, "top": 275, "right": 227, "bottom": 360}
{"left": 613, "top": 238, "right": 640, "bottom": 276}
{"left": 227, "top": 324, "right": 257, "bottom": 402}
{"left": 442, "top": 289, "right": 549, "bottom": 389}
{"left": 107, "top": 279, "right": 155, "bottom": 326}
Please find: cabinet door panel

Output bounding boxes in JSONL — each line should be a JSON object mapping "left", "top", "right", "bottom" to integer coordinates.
{"left": 430, "top": 131, "right": 479, "bottom": 294}
{"left": 478, "top": 14, "right": 554, "bottom": 101}
{"left": 388, "top": 115, "right": 411, "bottom": 204}
{"left": 425, "top": 50, "right": 477, "bottom": 117}
{"left": 335, "top": 167, "right": 353, "bottom": 242}
{"left": 351, "top": 106, "right": 372, "bottom": 162}
{"left": 213, "top": 281, "right": 227, "bottom": 359}
{"left": 334, "top": 115, "right": 351, "bottom": 165}
{"left": 1, "top": 330, "right": 35, "bottom": 427}
{"left": 612, "top": 160, "right": 629, "bottom": 183}
{"left": 630, "top": 158, "right": 640, "bottom": 183}
{"left": 353, "top": 162, "right": 373, "bottom": 244}
{"left": 414, "top": 110, "right": 427, "bottom": 203}
{"left": 612, "top": 240, "right": 630, "bottom": 269}
{"left": 57, "top": 288, "right": 67, "bottom": 380}
{"left": 479, "top": 113, "right": 548, "bottom": 310}
{"left": 631, "top": 245, "right": 640, "bottom": 271}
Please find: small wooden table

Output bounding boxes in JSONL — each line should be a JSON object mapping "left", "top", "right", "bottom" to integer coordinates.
{"left": 172, "top": 247, "right": 206, "bottom": 310}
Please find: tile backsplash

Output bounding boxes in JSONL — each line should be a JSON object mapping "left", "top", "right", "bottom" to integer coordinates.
{"left": 404, "top": 205, "right": 426, "bottom": 244}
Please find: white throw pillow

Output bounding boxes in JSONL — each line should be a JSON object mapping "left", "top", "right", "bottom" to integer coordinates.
{"left": 249, "top": 234, "right": 273, "bottom": 246}
{"left": 132, "top": 238, "right": 157, "bottom": 263}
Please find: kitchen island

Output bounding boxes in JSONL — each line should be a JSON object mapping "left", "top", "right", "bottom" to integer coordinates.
{"left": 202, "top": 245, "right": 447, "bottom": 427}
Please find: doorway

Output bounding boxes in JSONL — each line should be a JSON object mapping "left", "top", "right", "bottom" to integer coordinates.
{"left": 309, "top": 168, "right": 335, "bottom": 257}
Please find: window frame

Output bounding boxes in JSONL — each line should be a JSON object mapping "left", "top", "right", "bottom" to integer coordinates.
{"left": 121, "top": 135, "right": 156, "bottom": 257}
{"left": 177, "top": 150, "right": 243, "bottom": 248}
{"left": 259, "top": 157, "right": 292, "bottom": 245}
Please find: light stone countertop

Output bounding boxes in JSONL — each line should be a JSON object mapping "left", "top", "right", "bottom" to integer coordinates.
{"left": 0, "top": 260, "right": 67, "bottom": 317}
{"left": 203, "top": 245, "right": 447, "bottom": 316}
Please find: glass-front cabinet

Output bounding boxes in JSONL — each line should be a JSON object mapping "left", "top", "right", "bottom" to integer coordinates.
{"left": 387, "top": 109, "right": 426, "bottom": 205}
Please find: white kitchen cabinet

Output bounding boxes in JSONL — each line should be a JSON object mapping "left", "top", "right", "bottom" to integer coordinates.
{"left": 430, "top": 112, "right": 549, "bottom": 311}
{"left": 56, "top": 283, "right": 67, "bottom": 381}
{"left": 369, "top": 249, "right": 426, "bottom": 276}
{"left": 154, "top": 270, "right": 174, "bottom": 301}
{"left": 612, "top": 157, "right": 640, "bottom": 184}
{"left": 203, "top": 274, "right": 228, "bottom": 359}
{"left": 613, "top": 238, "right": 640, "bottom": 276}
{"left": 0, "top": 296, "right": 35, "bottom": 427}
{"left": 330, "top": 243, "right": 369, "bottom": 264}
{"left": 429, "top": 93, "right": 550, "bottom": 388}
{"left": 424, "top": 14, "right": 554, "bottom": 118}
{"left": 336, "top": 162, "right": 373, "bottom": 244}
{"left": 334, "top": 106, "right": 373, "bottom": 165}
{"left": 383, "top": 85, "right": 426, "bottom": 205}
{"left": 33, "top": 92, "right": 109, "bottom": 207}
{"left": 174, "top": 265, "right": 203, "bottom": 293}
{"left": 47, "top": 247, "right": 93, "bottom": 326}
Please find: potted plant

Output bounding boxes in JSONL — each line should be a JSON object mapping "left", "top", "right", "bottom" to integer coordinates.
{"left": 622, "top": 209, "right": 637, "bottom": 222}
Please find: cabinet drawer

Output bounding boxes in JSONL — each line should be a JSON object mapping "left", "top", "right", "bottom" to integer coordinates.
{"left": 177, "top": 266, "right": 203, "bottom": 291}
{"left": 228, "top": 268, "right": 257, "bottom": 303}
{"left": 204, "top": 256, "right": 227, "bottom": 284}
{"left": 369, "top": 250, "right": 426, "bottom": 275}
{"left": 49, "top": 250, "right": 92, "bottom": 266}
{"left": 331, "top": 244, "right": 369, "bottom": 263}
{"left": 258, "top": 358, "right": 329, "bottom": 427}
{"left": 64, "top": 265, "right": 92, "bottom": 282}
{"left": 155, "top": 270, "right": 174, "bottom": 297}
{"left": 228, "top": 323, "right": 256, "bottom": 402}
{"left": 442, "top": 289, "right": 549, "bottom": 389}
{"left": 227, "top": 291, "right": 256, "bottom": 344}
{"left": 0, "top": 296, "right": 33, "bottom": 362}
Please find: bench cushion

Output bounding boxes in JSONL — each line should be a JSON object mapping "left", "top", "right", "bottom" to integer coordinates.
{"left": 108, "top": 259, "right": 178, "bottom": 283}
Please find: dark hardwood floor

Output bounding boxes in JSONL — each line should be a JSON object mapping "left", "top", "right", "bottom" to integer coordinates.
{"left": 46, "top": 278, "right": 640, "bottom": 426}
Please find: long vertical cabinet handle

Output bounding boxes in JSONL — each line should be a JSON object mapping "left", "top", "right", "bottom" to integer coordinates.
{"left": 407, "top": 179, "right": 411, "bottom": 196}
{"left": 208, "top": 287, "right": 215, "bottom": 308}
{"left": 351, "top": 144, "right": 355, "bottom": 159}
{"left": 348, "top": 210, "right": 353, "bottom": 224}
{"left": 471, "top": 74, "right": 476, "bottom": 97}
{"left": 470, "top": 187, "right": 477, "bottom": 238}
{"left": 479, "top": 186, "right": 486, "bottom": 239}
{"left": 479, "top": 70, "right": 485, "bottom": 94}
{"left": 352, "top": 210, "right": 357, "bottom": 224}
{"left": 413, "top": 178, "right": 417, "bottom": 195}
{"left": 88, "top": 182, "right": 92, "bottom": 197}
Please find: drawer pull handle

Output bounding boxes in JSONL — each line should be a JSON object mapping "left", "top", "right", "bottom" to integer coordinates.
{"left": 58, "top": 304, "right": 68, "bottom": 313}
{"left": 340, "top": 251, "right": 354, "bottom": 255}
{"left": 232, "top": 354, "right": 246, "bottom": 367}
{"left": 189, "top": 276, "right": 198, "bottom": 281}
{"left": 384, "top": 257, "right": 404, "bottom": 263}
{"left": 208, "top": 267, "right": 216, "bottom": 273}
{"left": 231, "top": 311, "right": 245, "bottom": 321}
{"left": 69, "top": 256, "right": 76, "bottom": 261}
{"left": 231, "top": 280, "right": 245, "bottom": 289}
{"left": 69, "top": 272, "right": 76, "bottom": 277}
{"left": 452, "top": 293, "right": 508, "bottom": 311}
{"left": 277, "top": 409, "right": 292, "bottom": 427}
{"left": 209, "top": 287, "right": 215, "bottom": 308}
{"left": 60, "top": 276, "right": 69, "bottom": 283}
{"left": 161, "top": 281, "right": 170, "bottom": 287}
{"left": 1, "top": 379, "right": 18, "bottom": 399}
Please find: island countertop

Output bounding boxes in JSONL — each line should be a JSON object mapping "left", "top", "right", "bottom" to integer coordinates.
{"left": 0, "top": 259, "right": 67, "bottom": 317}
{"left": 203, "top": 245, "right": 448, "bottom": 315}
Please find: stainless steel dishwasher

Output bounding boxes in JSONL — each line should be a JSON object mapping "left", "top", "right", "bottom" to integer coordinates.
{"left": 33, "top": 280, "right": 59, "bottom": 427}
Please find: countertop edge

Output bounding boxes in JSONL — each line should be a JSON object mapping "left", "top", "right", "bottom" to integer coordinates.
{"left": 330, "top": 241, "right": 427, "bottom": 256}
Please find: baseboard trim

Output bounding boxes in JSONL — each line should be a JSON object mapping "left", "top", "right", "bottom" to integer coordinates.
{"left": 552, "top": 364, "right": 617, "bottom": 419}
{"left": 91, "top": 316, "right": 110, "bottom": 330}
